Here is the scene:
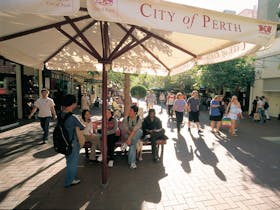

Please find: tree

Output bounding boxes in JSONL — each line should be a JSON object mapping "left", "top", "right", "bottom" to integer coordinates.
{"left": 130, "top": 85, "right": 147, "bottom": 103}
{"left": 191, "top": 57, "right": 255, "bottom": 94}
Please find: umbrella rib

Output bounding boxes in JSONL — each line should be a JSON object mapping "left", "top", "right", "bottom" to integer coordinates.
{"left": 0, "top": 15, "right": 91, "bottom": 42}
{"left": 135, "top": 26, "right": 197, "bottom": 58}
{"left": 117, "top": 24, "right": 171, "bottom": 72}
{"left": 55, "top": 26, "right": 100, "bottom": 60}
{"left": 44, "top": 20, "right": 98, "bottom": 63}
{"left": 64, "top": 16, "right": 101, "bottom": 61}
{"left": 111, "top": 36, "right": 150, "bottom": 60}
{"left": 108, "top": 25, "right": 136, "bottom": 61}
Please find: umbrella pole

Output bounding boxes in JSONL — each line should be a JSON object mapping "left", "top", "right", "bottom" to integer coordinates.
{"left": 101, "top": 63, "right": 108, "bottom": 186}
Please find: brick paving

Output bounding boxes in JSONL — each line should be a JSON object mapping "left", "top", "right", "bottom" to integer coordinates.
{"left": 0, "top": 105, "right": 279, "bottom": 210}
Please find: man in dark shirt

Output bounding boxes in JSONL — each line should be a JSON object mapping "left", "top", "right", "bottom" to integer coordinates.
{"left": 142, "top": 109, "right": 168, "bottom": 162}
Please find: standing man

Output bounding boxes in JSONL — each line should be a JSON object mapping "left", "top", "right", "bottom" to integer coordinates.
{"left": 28, "top": 88, "right": 57, "bottom": 143}
{"left": 61, "top": 94, "right": 84, "bottom": 187}
{"left": 186, "top": 90, "right": 202, "bottom": 133}
{"left": 122, "top": 105, "right": 143, "bottom": 169}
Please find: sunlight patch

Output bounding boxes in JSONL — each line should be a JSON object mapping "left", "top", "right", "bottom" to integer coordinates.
{"left": 261, "top": 137, "right": 280, "bottom": 144}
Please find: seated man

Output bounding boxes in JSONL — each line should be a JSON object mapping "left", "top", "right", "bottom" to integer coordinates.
{"left": 122, "top": 105, "right": 143, "bottom": 169}
{"left": 142, "top": 109, "right": 168, "bottom": 162}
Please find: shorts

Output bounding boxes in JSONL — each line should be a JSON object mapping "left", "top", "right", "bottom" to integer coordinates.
{"left": 188, "top": 111, "right": 199, "bottom": 122}
{"left": 210, "top": 115, "right": 222, "bottom": 121}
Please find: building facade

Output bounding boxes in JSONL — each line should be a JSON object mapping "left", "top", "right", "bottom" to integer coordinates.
{"left": 250, "top": 0, "right": 280, "bottom": 118}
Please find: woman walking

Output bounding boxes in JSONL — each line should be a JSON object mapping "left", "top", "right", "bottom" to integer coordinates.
{"left": 209, "top": 95, "right": 222, "bottom": 133}
{"left": 225, "top": 95, "right": 242, "bottom": 136}
{"left": 173, "top": 92, "right": 187, "bottom": 133}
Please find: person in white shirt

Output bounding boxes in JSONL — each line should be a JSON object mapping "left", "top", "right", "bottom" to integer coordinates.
{"left": 28, "top": 88, "right": 56, "bottom": 143}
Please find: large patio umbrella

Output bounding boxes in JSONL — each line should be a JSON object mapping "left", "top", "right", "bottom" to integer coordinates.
{"left": 0, "top": 0, "right": 278, "bottom": 185}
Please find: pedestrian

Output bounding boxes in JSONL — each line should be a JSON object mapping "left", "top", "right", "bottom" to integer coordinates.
{"left": 256, "top": 96, "right": 265, "bottom": 123}
{"left": 186, "top": 90, "right": 202, "bottom": 133}
{"left": 166, "top": 91, "right": 176, "bottom": 117}
{"left": 173, "top": 92, "right": 187, "bottom": 133}
{"left": 61, "top": 94, "right": 85, "bottom": 188}
{"left": 225, "top": 95, "right": 243, "bottom": 136}
{"left": 159, "top": 92, "right": 166, "bottom": 113}
{"left": 145, "top": 90, "right": 157, "bottom": 110}
{"left": 250, "top": 96, "right": 259, "bottom": 118}
{"left": 122, "top": 105, "right": 143, "bottom": 169}
{"left": 209, "top": 95, "right": 222, "bottom": 133}
{"left": 81, "top": 92, "right": 91, "bottom": 111}
{"left": 28, "top": 88, "right": 57, "bottom": 143}
{"left": 262, "top": 96, "right": 270, "bottom": 120}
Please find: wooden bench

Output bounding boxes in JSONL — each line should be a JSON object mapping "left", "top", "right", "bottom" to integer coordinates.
{"left": 83, "top": 120, "right": 167, "bottom": 159}
{"left": 83, "top": 137, "right": 166, "bottom": 159}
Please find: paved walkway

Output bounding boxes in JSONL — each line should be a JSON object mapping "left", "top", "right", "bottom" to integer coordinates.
{"left": 0, "top": 105, "right": 279, "bottom": 210}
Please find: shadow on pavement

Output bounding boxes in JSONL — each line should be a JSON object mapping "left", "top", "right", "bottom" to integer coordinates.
{"left": 14, "top": 155, "right": 167, "bottom": 210}
{"left": 33, "top": 147, "right": 57, "bottom": 159}
{"left": 215, "top": 132, "right": 280, "bottom": 190}
{"left": 173, "top": 133, "right": 193, "bottom": 173}
{"left": 0, "top": 124, "right": 51, "bottom": 164}
{"left": 189, "top": 131, "right": 227, "bottom": 181}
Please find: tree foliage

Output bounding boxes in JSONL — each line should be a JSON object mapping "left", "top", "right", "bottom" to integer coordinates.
{"left": 191, "top": 57, "right": 255, "bottom": 94}
{"left": 130, "top": 85, "right": 147, "bottom": 100}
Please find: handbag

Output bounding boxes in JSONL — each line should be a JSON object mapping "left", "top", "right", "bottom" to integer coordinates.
{"left": 222, "top": 117, "right": 231, "bottom": 128}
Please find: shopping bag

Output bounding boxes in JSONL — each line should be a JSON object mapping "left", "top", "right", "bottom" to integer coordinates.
{"left": 222, "top": 117, "right": 231, "bottom": 128}
{"left": 254, "top": 113, "right": 260, "bottom": 121}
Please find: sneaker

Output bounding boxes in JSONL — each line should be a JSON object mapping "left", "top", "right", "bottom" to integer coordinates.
{"left": 71, "top": 179, "right": 81, "bottom": 186}
{"left": 108, "top": 160, "right": 114, "bottom": 167}
{"left": 97, "top": 155, "right": 102, "bottom": 162}
{"left": 138, "top": 156, "right": 143, "bottom": 161}
{"left": 130, "top": 163, "right": 137, "bottom": 169}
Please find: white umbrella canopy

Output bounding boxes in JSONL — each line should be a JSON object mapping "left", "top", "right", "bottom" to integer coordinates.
{"left": 0, "top": 0, "right": 277, "bottom": 76}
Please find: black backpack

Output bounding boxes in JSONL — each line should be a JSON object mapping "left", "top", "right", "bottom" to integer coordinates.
{"left": 53, "top": 112, "right": 73, "bottom": 155}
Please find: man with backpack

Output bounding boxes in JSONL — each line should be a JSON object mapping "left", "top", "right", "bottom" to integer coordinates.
{"left": 58, "top": 94, "right": 84, "bottom": 188}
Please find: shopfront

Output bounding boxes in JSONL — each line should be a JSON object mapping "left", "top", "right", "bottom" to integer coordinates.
{"left": 0, "top": 59, "right": 17, "bottom": 126}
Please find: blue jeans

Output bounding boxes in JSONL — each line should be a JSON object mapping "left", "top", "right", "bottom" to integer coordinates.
{"left": 39, "top": 116, "right": 51, "bottom": 140}
{"left": 128, "top": 129, "right": 143, "bottom": 165}
{"left": 64, "top": 139, "right": 80, "bottom": 187}
{"left": 258, "top": 108, "right": 265, "bottom": 123}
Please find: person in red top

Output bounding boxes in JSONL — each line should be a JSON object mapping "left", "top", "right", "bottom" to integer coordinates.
{"left": 166, "top": 91, "right": 176, "bottom": 117}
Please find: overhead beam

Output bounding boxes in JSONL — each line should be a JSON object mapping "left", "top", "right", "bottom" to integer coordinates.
{"left": 118, "top": 24, "right": 171, "bottom": 72}
{"left": 64, "top": 16, "right": 101, "bottom": 60}
{"left": 108, "top": 25, "right": 136, "bottom": 61}
{"left": 0, "top": 15, "right": 91, "bottom": 42}
{"left": 135, "top": 26, "right": 197, "bottom": 58}
{"left": 44, "top": 20, "right": 98, "bottom": 63}
{"left": 55, "top": 26, "right": 101, "bottom": 60}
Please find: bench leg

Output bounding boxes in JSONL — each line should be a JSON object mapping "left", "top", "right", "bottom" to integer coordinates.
{"left": 85, "top": 147, "right": 89, "bottom": 159}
